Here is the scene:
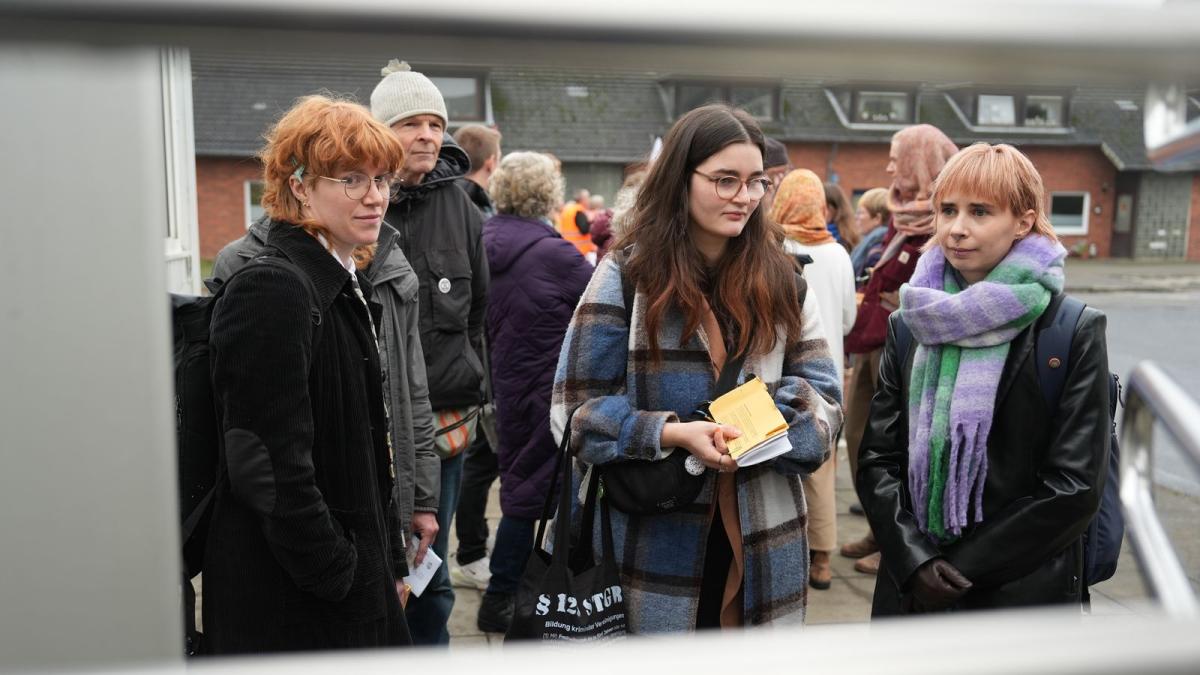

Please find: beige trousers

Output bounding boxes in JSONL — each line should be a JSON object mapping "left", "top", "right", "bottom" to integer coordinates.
{"left": 802, "top": 451, "right": 838, "bottom": 553}
{"left": 844, "top": 348, "right": 883, "bottom": 485}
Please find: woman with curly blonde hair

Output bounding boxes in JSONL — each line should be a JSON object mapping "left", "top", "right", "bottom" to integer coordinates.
{"left": 475, "top": 151, "right": 593, "bottom": 632}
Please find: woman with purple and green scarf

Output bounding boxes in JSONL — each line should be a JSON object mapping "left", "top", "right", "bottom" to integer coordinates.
{"left": 857, "top": 143, "right": 1111, "bottom": 615}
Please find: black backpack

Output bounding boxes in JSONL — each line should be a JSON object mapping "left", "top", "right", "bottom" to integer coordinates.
{"left": 894, "top": 295, "right": 1124, "bottom": 588}
{"left": 171, "top": 253, "right": 321, "bottom": 655}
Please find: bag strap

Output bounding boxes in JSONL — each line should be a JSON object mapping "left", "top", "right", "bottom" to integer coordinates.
{"left": 535, "top": 408, "right": 579, "bottom": 553}
{"left": 1035, "top": 294, "right": 1085, "bottom": 414}
{"left": 434, "top": 406, "right": 482, "bottom": 437}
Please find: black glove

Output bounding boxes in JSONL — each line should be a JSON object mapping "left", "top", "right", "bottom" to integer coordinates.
{"left": 906, "top": 558, "right": 972, "bottom": 612}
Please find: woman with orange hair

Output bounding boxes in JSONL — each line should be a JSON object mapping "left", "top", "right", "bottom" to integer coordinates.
{"left": 204, "top": 95, "right": 412, "bottom": 652}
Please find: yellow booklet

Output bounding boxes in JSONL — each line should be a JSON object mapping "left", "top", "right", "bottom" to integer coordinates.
{"left": 707, "top": 376, "right": 792, "bottom": 467}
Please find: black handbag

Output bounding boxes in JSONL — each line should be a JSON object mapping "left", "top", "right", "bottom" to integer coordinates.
{"left": 506, "top": 416, "right": 627, "bottom": 642}
{"left": 598, "top": 348, "right": 748, "bottom": 516}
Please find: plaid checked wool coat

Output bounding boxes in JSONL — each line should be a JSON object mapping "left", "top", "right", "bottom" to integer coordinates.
{"left": 550, "top": 254, "right": 844, "bottom": 632}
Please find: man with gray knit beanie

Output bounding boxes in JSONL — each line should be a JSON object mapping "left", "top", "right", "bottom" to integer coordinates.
{"left": 371, "top": 59, "right": 489, "bottom": 646}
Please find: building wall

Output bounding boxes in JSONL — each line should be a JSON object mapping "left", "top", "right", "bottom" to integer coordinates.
{"left": 783, "top": 141, "right": 1117, "bottom": 258}
{"left": 196, "top": 156, "right": 262, "bottom": 260}
{"left": 1189, "top": 174, "right": 1200, "bottom": 261}
{"left": 1022, "top": 146, "right": 1117, "bottom": 259}
{"left": 1134, "top": 173, "right": 1193, "bottom": 259}
{"left": 784, "top": 141, "right": 892, "bottom": 202}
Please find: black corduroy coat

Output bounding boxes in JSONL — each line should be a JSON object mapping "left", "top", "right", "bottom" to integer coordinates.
{"left": 203, "top": 222, "right": 409, "bottom": 653}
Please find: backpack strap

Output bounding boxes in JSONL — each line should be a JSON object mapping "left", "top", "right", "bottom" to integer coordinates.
{"left": 1035, "top": 295, "right": 1086, "bottom": 414}
{"left": 249, "top": 254, "right": 324, "bottom": 329}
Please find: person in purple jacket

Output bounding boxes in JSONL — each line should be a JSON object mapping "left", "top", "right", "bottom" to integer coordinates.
{"left": 477, "top": 152, "right": 593, "bottom": 633}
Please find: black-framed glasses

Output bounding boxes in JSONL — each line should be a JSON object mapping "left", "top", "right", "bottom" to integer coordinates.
{"left": 694, "top": 170, "right": 772, "bottom": 201}
{"left": 316, "top": 172, "right": 400, "bottom": 200}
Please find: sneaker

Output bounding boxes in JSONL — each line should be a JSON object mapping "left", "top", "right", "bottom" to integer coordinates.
{"left": 477, "top": 591, "right": 514, "bottom": 634}
{"left": 853, "top": 551, "right": 881, "bottom": 575}
{"left": 449, "top": 555, "right": 492, "bottom": 591}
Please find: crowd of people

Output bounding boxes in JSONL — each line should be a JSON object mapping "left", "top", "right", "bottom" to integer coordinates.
{"left": 199, "top": 59, "right": 1111, "bottom": 653}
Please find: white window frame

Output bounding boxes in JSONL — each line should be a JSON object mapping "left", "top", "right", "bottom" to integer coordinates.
{"left": 978, "top": 94, "right": 1017, "bottom": 126}
{"left": 245, "top": 180, "right": 265, "bottom": 229}
{"left": 160, "top": 47, "right": 200, "bottom": 294}
{"left": 1049, "top": 191, "right": 1090, "bottom": 236}
{"left": 823, "top": 88, "right": 915, "bottom": 131}
{"left": 854, "top": 90, "right": 911, "bottom": 124}
{"left": 1024, "top": 94, "right": 1065, "bottom": 128}
{"left": 943, "top": 93, "right": 1073, "bottom": 135}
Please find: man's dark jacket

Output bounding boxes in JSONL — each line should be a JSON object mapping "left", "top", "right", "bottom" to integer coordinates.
{"left": 456, "top": 177, "right": 495, "bottom": 219}
{"left": 388, "top": 134, "right": 488, "bottom": 411}
{"left": 857, "top": 294, "right": 1110, "bottom": 615}
{"left": 204, "top": 223, "right": 408, "bottom": 652}
{"left": 483, "top": 213, "right": 592, "bottom": 519}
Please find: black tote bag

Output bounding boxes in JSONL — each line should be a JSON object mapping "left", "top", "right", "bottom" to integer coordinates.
{"left": 505, "top": 419, "right": 627, "bottom": 643}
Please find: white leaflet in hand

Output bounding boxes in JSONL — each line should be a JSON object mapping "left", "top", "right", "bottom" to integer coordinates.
{"left": 403, "top": 536, "right": 443, "bottom": 598}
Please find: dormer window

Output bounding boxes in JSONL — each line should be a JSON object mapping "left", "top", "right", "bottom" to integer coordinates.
{"left": 1024, "top": 95, "right": 1064, "bottom": 127}
{"left": 855, "top": 91, "right": 911, "bottom": 124}
{"left": 974, "top": 92, "right": 1067, "bottom": 128}
{"left": 978, "top": 94, "right": 1017, "bottom": 126}
{"left": 671, "top": 81, "right": 779, "bottom": 120}
{"left": 825, "top": 86, "right": 917, "bottom": 129}
{"left": 943, "top": 87, "right": 1072, "bottom": 133}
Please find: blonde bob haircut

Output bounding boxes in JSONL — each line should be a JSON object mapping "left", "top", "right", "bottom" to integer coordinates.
{"left": 928, "top": 142, "right": 1059, "bottom": 249}
{"left": 258, "top": 94, "right": 405, "bottom": 266}
{"left": 857, "top": 187, "right": 890, "bottom": 221}
{"left": 488, "top": 152, "right": 563, "bottom": 220}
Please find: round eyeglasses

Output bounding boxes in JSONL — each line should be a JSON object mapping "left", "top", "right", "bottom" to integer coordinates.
{"left": 694, "top": 170, "right": 772, "bottom": 201}
{"left": 316, "top": 172, "right": 401, "bottom": 200}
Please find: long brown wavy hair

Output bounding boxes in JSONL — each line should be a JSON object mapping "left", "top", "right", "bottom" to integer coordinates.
{"left": 617, "top": 104, "right": 803, "bottom": 361}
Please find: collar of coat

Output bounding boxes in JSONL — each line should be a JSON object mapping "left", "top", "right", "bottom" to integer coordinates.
{"left": 266, "top": 220, "right": 365, "bottom": 311}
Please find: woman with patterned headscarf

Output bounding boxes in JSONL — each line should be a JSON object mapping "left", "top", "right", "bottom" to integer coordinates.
{"left": 841, "top": 125, "right": 958, "bottom": 575}
{"left": 769, "top": 169, "right": 856, "bottom": 591}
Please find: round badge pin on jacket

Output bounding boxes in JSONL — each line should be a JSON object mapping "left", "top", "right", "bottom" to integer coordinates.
{"left": 438, "top": 278, "right": 451, "bottom": 294}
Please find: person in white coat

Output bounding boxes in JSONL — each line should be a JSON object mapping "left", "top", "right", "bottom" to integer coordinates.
{"left": 770, "top": 168, "right": 857, "bottom": 589}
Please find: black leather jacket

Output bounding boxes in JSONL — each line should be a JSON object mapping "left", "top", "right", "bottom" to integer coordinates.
{"left": 857, "top": 294, "right": 1111, "bottom": 615}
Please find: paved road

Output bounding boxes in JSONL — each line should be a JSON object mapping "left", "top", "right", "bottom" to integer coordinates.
{"left": 1076, "top": 290, "right": 1200, "bottom": 495}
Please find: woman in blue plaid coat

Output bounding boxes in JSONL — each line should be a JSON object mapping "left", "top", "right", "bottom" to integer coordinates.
{"left": 551, "top": 105, "right": 843, "bottom": 632}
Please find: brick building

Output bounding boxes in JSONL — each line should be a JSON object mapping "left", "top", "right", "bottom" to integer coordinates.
{"left": 192, "top": 50, "right": 1200, "bottom": 261}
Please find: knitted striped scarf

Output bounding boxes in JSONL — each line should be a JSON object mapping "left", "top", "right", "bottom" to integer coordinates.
{"left": 899, "top": 235, "right": 1066, "bottom": 542}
